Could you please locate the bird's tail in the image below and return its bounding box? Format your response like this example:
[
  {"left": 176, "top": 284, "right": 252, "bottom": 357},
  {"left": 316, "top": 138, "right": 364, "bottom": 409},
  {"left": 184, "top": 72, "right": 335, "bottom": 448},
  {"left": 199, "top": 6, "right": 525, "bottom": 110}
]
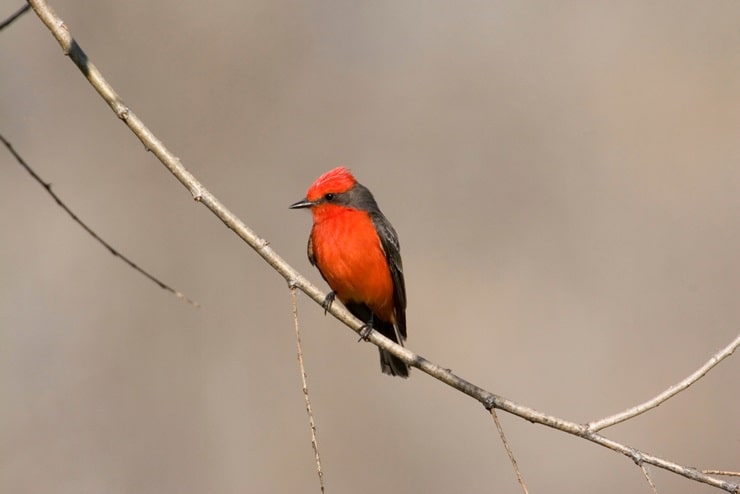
[
  {"left": 377, "top": 320, "right": 410, "bottom": 378},
  {"left": 379, "top": 348, "right": 410, "bottom": 378}
]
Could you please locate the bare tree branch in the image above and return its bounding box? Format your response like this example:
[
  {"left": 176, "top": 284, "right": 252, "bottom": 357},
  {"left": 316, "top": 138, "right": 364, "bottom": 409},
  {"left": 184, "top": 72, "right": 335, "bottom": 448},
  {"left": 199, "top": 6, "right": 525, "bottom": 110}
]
[
  {"left": 25, "top": 1, "right": 740, "bottom": 492},
  {"left": 640, "top": 464, "right": 659, "bottom": 494},
  {"left": 291, "top": 287, "right": 326, "bottom": 493},
  {"left": 0, "top": 132, "right": 200, "bottom": 307},
  {"left": 490, "top": 409, "right": 529, "bottom": 494},
  {"left": 0, "top": 4, "right": 30, "bottom": 31},
  {"left": 587, "top": 334, "right": 740, "bottom": 432},
  {"left": 705, "top": 471, "right": 740, "bottom": 478}
]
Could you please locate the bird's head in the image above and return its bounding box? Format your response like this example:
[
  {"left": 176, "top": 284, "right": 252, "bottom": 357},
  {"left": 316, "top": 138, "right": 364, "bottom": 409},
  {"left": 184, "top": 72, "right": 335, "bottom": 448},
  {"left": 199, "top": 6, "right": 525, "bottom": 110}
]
[{"left": 289, "top": 167, "right": 358, "bottom": 215}]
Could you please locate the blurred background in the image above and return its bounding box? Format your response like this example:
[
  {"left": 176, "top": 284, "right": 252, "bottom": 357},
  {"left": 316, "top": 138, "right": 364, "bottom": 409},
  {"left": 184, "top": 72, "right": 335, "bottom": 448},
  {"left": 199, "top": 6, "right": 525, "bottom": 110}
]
[{"left": 1, "top": 1, "right": 739, "bottom": 492}]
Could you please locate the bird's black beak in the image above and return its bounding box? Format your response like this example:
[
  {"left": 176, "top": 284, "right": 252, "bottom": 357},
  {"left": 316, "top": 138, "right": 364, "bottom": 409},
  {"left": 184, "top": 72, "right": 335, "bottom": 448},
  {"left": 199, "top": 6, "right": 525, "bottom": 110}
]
[{"left": 289, "top": 198, "right": 314, "bottom": 209}]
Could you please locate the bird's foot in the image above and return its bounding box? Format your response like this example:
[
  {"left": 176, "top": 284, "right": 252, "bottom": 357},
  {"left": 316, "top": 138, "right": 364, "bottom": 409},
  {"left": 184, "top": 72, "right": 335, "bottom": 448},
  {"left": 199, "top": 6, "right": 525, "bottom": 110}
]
[
  {"left": 321, "top": 292, "right": 336, "bottom": 315},
  {"left": 357, "top": 323, "right": 373, "bottom": 342}
]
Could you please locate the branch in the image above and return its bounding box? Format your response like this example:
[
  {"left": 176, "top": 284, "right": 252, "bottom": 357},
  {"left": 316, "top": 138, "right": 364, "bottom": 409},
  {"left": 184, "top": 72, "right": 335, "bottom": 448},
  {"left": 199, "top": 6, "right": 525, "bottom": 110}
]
[
  {"left": 640, "top": 464, "right": 659, "bottom": 494},
  {"left": 490, "top": 409, "right": 529, "bottom": 494},
  {"left": 706, "top": 471, "right": 740, "bottom": 478},
  {"left": 0, "top": 4, "right": 30, "bottom": 31},
  {"left": 290, "top": 287, "right": 326, "bottom": 493},
  {"left": 26, "top": 1, "right": 740, "bottom": 492},
  {"left": 587, "top": 334, "right": 740, "bottom": 432},
  {"left": 1, "top": 133, "right": 200, "bottom": 307}
]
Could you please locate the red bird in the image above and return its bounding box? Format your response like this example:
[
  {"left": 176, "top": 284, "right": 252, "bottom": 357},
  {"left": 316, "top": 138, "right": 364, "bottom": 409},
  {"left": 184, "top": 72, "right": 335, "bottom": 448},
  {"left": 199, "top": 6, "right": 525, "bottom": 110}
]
[{"left": 290, "top": 167, "right": 409, "bottom": 377}]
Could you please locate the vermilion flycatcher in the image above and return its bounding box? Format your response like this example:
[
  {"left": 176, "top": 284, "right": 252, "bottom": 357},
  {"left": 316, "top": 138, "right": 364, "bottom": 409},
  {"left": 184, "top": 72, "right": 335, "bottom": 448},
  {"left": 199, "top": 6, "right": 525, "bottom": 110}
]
[{"left": 290, "top": 167, "right": 409, "bottom": 377}]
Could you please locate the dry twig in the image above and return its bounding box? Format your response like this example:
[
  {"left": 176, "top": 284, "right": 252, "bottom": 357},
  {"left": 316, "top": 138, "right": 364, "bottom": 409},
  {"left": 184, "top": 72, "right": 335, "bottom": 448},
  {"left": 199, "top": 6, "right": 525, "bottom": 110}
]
[
  {"left": 0, "top": 133, "right": 199, "bottom": 307},
  {"left": 640, "top": 464, "right": 659, "bottom": 494},
  {"left": 587, "top": 336, "right": 740, "bottom": 432},
  {"left": 290, "top": 287, "right": 326, "bottom": 493},
  {"left": 490, "top": 409, "right": 528, "bottom": 494},
  {"left": 0, "top": 3, "right": 30, "bottom": 31}
]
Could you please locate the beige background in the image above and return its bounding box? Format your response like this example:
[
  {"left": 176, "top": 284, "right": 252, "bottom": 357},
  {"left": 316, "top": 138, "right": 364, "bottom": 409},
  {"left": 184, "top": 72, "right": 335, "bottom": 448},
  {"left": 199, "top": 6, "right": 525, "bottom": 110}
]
[{"left": 2, "top": 1, "right": 739, "bottom": 493}]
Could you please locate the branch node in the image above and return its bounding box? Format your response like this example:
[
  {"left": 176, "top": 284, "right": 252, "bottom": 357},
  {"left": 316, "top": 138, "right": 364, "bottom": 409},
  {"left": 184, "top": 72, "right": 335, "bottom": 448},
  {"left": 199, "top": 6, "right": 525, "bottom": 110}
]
[
  {"left": 483, "top": 395, "right": 497, "bottom": 411},
  {"left": 631, "top": 450, "right": 645, "bottom": 466},
  {"left": 116, "top": 106, "right": 130, "bottom": 121},
  {"left": 577, "top": 424, "right": 592, "bottom": 437},
  {"left": 190, "top": 185, "right": 203, "bottom": 201}
]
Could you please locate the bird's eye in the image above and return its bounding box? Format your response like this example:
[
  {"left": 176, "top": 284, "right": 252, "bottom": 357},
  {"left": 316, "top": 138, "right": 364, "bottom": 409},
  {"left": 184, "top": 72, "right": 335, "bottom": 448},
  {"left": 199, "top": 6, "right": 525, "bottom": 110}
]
[{"left": 325, "top": 193, "right": 335, "bottom": 201}]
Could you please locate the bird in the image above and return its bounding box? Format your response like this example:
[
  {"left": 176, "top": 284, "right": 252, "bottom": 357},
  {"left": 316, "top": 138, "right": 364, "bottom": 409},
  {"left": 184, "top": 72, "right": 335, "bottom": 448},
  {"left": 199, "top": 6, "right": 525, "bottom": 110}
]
[{"left": 290, "top": 167, "right": 409, "bottom": 377}]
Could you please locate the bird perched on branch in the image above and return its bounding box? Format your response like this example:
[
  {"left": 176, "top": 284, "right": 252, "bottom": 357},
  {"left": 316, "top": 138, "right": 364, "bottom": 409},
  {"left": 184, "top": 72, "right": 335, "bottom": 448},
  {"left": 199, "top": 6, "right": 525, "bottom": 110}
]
[{"left": 290, "top": 167, "right": 409, "bottom": 377}]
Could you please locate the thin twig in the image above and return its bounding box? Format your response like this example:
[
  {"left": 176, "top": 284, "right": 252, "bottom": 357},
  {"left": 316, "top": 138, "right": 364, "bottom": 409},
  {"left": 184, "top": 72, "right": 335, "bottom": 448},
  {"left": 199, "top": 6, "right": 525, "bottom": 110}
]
[
  {"left": 640, "top": 464, "right": 660, "bottom": 494},
  {"left": 587, "top": 335, "right": 740, "bottom": 432},
  {"left": 290, "top": 286, "right": 326, "bottom": 493},
  {"left": 0, "top": 3, "right": 30, "bottom": 31},
  {"left": 705, "top": 471, "right": 740, "bottom": 478},
  {"left": 0, "top": 133, "right": 200, "bottom": 307},
  {"left": 26, "top": 2, "right": 740, "bottom": 492},
  {"left": 490, "top": 409, "right": 528, "bottom": 494}
]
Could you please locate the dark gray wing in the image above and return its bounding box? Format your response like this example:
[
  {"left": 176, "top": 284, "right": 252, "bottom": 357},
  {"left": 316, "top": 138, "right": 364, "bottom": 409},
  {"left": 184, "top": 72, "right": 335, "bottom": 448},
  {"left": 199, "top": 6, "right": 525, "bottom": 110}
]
[{"left": 370, "top": 211, "right": 407, "bottom": 340}]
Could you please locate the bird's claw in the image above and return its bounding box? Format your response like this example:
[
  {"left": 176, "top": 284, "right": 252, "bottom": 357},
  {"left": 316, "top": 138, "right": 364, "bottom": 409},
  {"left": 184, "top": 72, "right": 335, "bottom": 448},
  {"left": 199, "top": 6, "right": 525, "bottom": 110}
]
[
  {"left": 321, "top": 292, "right": 336, "bottom": 315},
  {"left": 357, "top": 324, "right": 373, "bottom": 342}
]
